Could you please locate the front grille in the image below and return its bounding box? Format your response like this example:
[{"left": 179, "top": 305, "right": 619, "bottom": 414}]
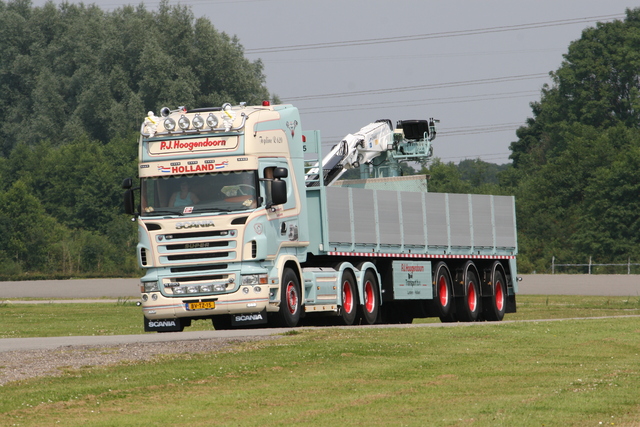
[
  {"left": 165, "top": 230, "right": 230, "bottom": 239},
  {"left": 171, "top": 264, "right": 228, "bottom": 273},
  {"left": 172, "top": 274, "right": 225, "bottom": 283},
  {"left": 167, "top": 252, "right": 231, "bottom": 261},
  {"left": 156, "top": 226, "right": 237, "bottom": 266},
  {"left": 165, "top": 241, "right": 228, "bottom": 251}
]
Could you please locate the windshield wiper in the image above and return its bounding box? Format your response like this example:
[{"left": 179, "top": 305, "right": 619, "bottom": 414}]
[
  {"left": 193, "top": 207, "right": 234, "bottom": 213},
  {"left": 142, "top": 209, "right": 183, "bottom": 216}
]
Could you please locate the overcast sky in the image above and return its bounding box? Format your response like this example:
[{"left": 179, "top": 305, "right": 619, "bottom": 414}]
[{"left": 32, "top": 0, "right": 638, "bottom": 164}]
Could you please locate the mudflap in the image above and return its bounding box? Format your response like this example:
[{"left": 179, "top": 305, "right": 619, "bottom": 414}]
[
  {"left": 231, "top": 309, "right": 268, "bottom": 327},
  {"left": 144, "top": 317, "right": 187, "bottom": 332},
  {"left": 506, "top": 293, "right": 517, "bottom": 314}
]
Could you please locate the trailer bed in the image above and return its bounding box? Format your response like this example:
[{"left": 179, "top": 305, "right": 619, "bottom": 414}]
[{"left": 321, "top": 186, "right": 517, "bottom": 258}]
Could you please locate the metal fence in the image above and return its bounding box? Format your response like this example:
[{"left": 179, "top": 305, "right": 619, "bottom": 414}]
[{"left": 551, "top": 256, "right": 640, "bottom": 274}]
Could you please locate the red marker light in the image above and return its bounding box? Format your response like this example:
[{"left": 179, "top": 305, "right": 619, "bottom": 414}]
[
  {"left": 262, "top": 101, "right": 270, "bottom": 106},
  {"left": 302, "top": 135, "right": 306, "bottom": 142}
]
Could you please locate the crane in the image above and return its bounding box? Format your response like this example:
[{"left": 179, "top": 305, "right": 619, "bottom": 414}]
[{"left": 306, "top": 118, "right": 438, "bottom": 187}]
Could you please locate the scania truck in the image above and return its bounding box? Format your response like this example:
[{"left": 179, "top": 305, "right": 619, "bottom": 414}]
[{"left": 123, "top": 102, "right": 518, "bottom": 331}]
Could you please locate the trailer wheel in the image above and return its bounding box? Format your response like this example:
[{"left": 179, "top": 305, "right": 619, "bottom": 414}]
[
  {"left": 275, "top": 268, "right": 301, "bottom": 327},
  {"left": 338, "top": 271, "right": 358, "bottom": 325},
  {"left": 359, "top": 270, "right": 380, "bottom": 325},
  {"left": 456, "top": 269, "right": 480, "bottom": 322},
  {"left": 431, "top": 262, "right": 453, "bottom": 320},
  {"left": 483, "top": 270, "right": 506, "bottom": 321}
]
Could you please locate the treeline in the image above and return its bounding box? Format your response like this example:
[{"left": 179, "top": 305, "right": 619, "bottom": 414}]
[
  {"left": 425, "top": 8, "right": 640, "bottom": 273},
  {"left": 0, "top": 0, "right": 272, "bottom": 278},
  {"left": 0, "top": 137, "right": 138, "bottom": 277},
  {"left": 1, "top": 0, "right": 639, "bottom": 277},
  {"left": 506, "top": 8, "right": 640, "bottom": 273},
  {"left": 422, "top": 158, "right": 509, "bottom": 195}
]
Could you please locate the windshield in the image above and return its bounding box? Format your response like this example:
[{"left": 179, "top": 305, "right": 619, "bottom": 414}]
[{"left": 141, "top": 170, "right": 258, "bottom": 216}]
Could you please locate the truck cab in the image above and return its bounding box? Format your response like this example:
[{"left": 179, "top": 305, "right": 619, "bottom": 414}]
[{"left": 124, "top": 103, "right": 310, "bottom": 331}]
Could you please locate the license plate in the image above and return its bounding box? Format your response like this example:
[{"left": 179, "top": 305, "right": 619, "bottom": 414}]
[{"left": 186, "top": 301, "right": 215, "bottom": 310}]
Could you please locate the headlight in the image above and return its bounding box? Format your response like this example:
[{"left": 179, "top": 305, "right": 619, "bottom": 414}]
[
  {"left": 164, "top": 118, "right": 176, "bottom": 131},
  {"left": 206, "top": 113, "right": 218, "bottom": 128},
  {"left": 178, "top": 115, "right": 190, "bottom": 130},
  {"left": 192, "top": 114, "right": 204, "bottom": 129},
  {"left": 142, "top": 281, "right": 159, "bottom": 292},
  {"left": 242, "top": 274, "right": 267, "bottom": 286}
]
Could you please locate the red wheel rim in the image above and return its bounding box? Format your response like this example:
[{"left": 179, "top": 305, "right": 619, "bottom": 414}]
[
  {"left": 467, "top": 281, "right": 477, "bottom": 312},
  {"left": 364, "top": 280, "right": 375, "bottom": 313},
  {"left": 495, "top": 280, "right": 504, "bottom": 311},
  {"left": 342, "top": 280, "right": 354, "bottom": 313},
  {"left": 438, "top": 276, "right": 449, "bottom": 307},
  {"left": 286, "top": 281, "right": 298, "bottom": 315}
]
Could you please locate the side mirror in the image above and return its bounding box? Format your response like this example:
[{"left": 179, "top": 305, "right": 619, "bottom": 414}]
[
  {"left": 123, "top": 189, "right": 136, "bottom": 215},
  {"left": 271, "top": 180, "right": 287, "bottom": 206},
  {"left": 273, "top": 167, "right": 288, "bottom": 179},
  {"left": 122, "top": 177, "right": 138, "bottom": 215}
]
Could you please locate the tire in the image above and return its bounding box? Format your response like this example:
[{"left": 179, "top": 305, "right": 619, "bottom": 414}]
[
  {"left": 432, "top": 262, "right": 453, "bottom": 320},
  {"left": 439, "top": 312, "right": 457, "bottom": 323},
  {"left": 358, "top": 270, "right": 380, "bottom": 325},
  {"left": 338, "top": 271, "right": 358, "bottom": 325},
  {"left": 275, "top": 268, "right": 301, "bottom": 327},
  {"left": 483, "top": 270, "right": 507, "bottom": 321},
  {"left": 456, "top": 269, "right": 481, "bottom": 322}
]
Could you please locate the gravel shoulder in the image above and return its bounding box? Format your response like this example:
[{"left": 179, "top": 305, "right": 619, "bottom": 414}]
[{"left": 0, "top": 336, "right": 276, "bottom": 386}]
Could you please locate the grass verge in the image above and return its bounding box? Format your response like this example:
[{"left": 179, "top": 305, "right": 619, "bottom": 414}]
[
  {"left": 1, "top": 317, "right": 639, "bottom": 426},
  {"left": 1, "top": 295, "right": 639, "bottom": 338}
]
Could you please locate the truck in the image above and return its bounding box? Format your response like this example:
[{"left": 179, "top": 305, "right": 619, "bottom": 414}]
[{"left": 123, "top": 102, "right": 518, "bottom": 332}]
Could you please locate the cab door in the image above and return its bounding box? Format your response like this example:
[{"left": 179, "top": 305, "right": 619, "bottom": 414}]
[{"left": 260, "top": 161, "right": 299, "bottom": 258}]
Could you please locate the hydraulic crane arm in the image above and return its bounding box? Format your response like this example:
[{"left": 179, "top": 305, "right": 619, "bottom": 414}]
[
  {"left": 305, "top": 118, "right": 438, "bottom": 187},
  {"left": 306, "top": 120, "right": 393, "bottom": 186}
]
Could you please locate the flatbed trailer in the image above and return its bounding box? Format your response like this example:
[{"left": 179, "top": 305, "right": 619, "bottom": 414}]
[{"left": 123, "top": 103, "right": 517, "bottom": 331}]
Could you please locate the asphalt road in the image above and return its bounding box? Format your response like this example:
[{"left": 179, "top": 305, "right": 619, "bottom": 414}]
[
  {"left": 0, "top": 317, "right": 594, "bottom": 353},
  {"left": 2, "top": 274, "right": 639, "bottom": 299},
  {"left": 0, "top": 278, "right": 140, "bottom": 299},
  {"left": 0, "top": 328, "right": 287, "bottom": 352},
  {"left": 518, "top": 274, "right": 640, "bottom": 296}
]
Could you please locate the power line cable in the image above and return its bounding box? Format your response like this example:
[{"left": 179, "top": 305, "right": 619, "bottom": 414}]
[
  {"left": 437, "top": 152, "right": 512, "bottom": 163},
  {"left": 441, "top": 127, "right": 519, "bottom": 137},
  {"left": 246, "top": 14, "right": 625, "bottom": 54},
  {"left": 284, "top": 73, "right": 549, "bottom": 102},
  {"left": 264, "top": 48, "right": 564, "bottom": 64},
  {"left": 300, "top": 91, "right": 540, "bottom": 115}
]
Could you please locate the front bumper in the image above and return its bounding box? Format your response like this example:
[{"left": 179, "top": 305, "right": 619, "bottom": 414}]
[{"left": 141, "top": 285, "right": 272, "bottom": 320}]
